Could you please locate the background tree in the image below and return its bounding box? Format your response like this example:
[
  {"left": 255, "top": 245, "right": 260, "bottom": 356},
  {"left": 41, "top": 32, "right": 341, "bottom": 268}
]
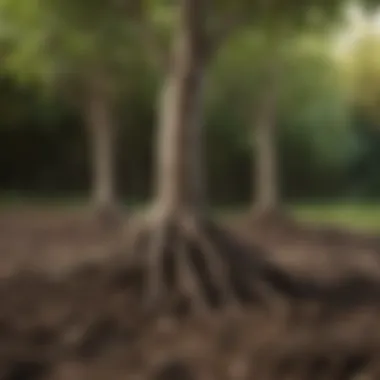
[
  {"left": 248, "top": 16, "right": 348, "bottom": 221},
  {"left": 207, "top": 31, "right": 354, "bottom": 205},
  {"left": 0, "top": 0, "right": 141, "bottom": 222},
  {"left": 224, "top": 0, "right": 379, "bottom": 221}
]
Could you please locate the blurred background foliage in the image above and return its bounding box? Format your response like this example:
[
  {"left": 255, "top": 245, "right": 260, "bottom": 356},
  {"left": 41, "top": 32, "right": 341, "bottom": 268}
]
[{"left": 0, "top": 1, "right": 379, "bottom": 207}]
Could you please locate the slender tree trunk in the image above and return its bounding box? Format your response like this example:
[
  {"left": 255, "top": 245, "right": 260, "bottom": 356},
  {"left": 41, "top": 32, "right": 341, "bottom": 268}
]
[
  {"left": 85, "top": 75, "right": 117, "bottom": 219},
  {"left": 152, "top": 0, "right": 206, "bottom": 218},
  {"left": 253, "top": 60, "right": 280, "bottom": 218},
  {"left": 130, "top": 0, "right": 266, "bottom": 311}
]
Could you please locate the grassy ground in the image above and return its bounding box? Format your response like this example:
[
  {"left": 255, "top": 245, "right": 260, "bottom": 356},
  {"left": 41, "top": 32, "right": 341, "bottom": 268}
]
[
  {"left": 291, "top": 202, "right": 380, "bottom": 232},
  {"left": 216, "top": 201, "right": 380, "bottom": 233}
]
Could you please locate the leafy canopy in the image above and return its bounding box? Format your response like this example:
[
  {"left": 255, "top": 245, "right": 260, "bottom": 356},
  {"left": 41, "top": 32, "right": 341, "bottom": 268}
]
[{"left": 0, "top": 0, "right": 141, "bottom": 92}]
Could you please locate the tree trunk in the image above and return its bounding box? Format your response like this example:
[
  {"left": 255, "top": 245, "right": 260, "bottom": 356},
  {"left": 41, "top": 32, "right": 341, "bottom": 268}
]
[
  {"left": 152, "top": 0, "right": 206, "bottom": 217},
  {"left": 128, "top": 0, "right": 269, "bottom": 312},
  {"left": 253, "top": 61, "right": 280, "bottom": 218},
  {"left": 85, "top": 75, "right": 117, "bottom": 219}
]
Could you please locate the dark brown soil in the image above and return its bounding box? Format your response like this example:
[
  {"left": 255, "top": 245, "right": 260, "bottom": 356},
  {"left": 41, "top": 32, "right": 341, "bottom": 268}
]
[{"left": 1, "top": 208, "right": 380, "bottom": 379}]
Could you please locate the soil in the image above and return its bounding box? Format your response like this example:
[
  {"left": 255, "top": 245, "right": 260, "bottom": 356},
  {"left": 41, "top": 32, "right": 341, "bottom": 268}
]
[{"left": 1, "top": 207, "right": 380, "bottom": 379}]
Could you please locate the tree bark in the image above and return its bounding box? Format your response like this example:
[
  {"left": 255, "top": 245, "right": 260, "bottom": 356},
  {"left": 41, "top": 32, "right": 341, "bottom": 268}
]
[
  {"left": 253, "top": 60, "right": 280, "bottom": 217},
  {"left": 85, "top": 75, "right": 117, "bottom": 218},
  {"left": 128, "top": 0, "right": 270, "bottom": 312},
  {"left": 152, "top": 0, "right": 207, "bottom": 217}
]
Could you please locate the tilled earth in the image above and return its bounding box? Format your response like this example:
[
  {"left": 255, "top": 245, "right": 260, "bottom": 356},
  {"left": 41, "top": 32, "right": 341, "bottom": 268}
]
[{"left": 1, "top": 209, "right": 380, "bottom": 379}]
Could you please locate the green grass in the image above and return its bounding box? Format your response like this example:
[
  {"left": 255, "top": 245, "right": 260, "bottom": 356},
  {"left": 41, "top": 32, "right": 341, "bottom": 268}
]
[
  {"left": 215, "top": 201, "right": 380, "bottom": 232},
  {"left": 290, "top": 202, "right": 380, "bottom": 232}
]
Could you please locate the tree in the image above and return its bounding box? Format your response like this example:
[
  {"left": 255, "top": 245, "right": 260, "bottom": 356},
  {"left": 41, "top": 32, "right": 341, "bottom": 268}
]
[
  {"left": 82, "top": 69, "right": 118, "bottom": 221},
  {"left": 128, "top": 0, "right": 264, "bottom": 313},
  {"left": 211, "top": 30, "right": 285, "bottom": 218},
  {"left": 0, "top": 0, "right": 140, "bottom": 222},
  {"left": 127, "top": 0, "right": 377, "bottom": 313},
  {"left": 249, "top": 31, "right": 342, "bottom": 221},
  {"left": 207, "top": 30, "right": 355, "bottom": 202},
  {"left": 242, "top": 1, "right": 378, "bottom": 221},
  {"left": 251, "top": 31, "right": 350, "bottom": 220},
  {"left": 251, "top": 36, "right": 283, "bottom": 220}
]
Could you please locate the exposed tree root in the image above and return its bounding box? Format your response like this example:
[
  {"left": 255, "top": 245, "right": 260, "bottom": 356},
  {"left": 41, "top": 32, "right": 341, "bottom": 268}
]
[{"left": 126, "top": 212, "right": 276, "bottom": 314}]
